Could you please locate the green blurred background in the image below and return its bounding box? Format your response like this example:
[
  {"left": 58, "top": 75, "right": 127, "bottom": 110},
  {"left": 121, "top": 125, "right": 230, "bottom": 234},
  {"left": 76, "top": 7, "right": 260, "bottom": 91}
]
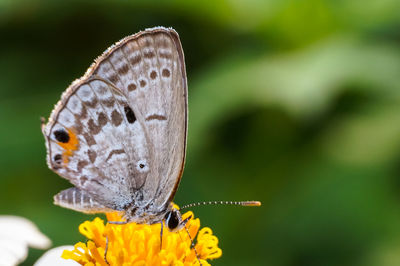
[{"left": 1, "top": 0, "right": 400, "bottom": 265}]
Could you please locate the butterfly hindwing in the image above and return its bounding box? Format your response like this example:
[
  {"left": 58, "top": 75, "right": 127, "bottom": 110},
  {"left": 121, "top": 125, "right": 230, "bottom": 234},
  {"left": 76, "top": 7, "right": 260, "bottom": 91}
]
[
  {"left": 54, "top": 187, "right": 114, "bottom": 214},
  {"left": 43, "top": 78, "right": 150, "bottom": 211}
]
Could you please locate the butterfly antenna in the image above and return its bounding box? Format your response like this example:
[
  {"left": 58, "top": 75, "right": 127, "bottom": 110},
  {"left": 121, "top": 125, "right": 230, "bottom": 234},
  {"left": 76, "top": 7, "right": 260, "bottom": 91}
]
[
  {"left": 180, "top": 200, "right": 261, "bottom": 210},
  {"left": 40, "top": 117, "right": 46, "bottom": 131}
]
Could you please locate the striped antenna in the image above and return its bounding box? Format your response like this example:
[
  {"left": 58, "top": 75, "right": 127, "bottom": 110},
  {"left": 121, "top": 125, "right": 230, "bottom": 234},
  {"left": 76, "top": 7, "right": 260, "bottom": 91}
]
[{"left": 180, "top": 200, "right": 261, "bottom": 210}]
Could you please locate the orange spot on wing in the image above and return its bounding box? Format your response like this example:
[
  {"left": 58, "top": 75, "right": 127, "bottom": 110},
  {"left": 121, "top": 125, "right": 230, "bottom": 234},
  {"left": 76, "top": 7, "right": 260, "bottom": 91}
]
[{"left": 57, "top": 128, "right": 79, "bottom": 164}]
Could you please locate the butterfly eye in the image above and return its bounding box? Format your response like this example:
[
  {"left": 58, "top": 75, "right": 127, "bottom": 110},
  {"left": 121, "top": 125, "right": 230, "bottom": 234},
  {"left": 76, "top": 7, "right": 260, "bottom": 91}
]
[{"left": 165, "top": 210, "right": 179, "bottom": 230}]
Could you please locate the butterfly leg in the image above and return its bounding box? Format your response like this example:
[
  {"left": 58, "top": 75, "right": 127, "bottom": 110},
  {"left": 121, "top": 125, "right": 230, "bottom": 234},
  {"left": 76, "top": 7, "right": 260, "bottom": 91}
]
[
  {"left": 103, "top": 220, "right": 128, "bottom": 265},
  {"left": 104, "top": 235, "right": 110, "bottom": 265},
  {"left": 182, "top": 216, "right": 202, "bottom": 266},
  {"left": 108, "top": 221, "right": 129, "bottom": 225},
  {"left": 160, "top": 221, "right": 164, "bottom": 251}
]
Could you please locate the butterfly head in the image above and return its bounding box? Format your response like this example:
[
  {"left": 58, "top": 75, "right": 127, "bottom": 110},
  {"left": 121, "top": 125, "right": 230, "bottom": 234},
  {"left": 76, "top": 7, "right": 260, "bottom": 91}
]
[{"left": 164, "top": 205, "right": 191, "bottom": 232}]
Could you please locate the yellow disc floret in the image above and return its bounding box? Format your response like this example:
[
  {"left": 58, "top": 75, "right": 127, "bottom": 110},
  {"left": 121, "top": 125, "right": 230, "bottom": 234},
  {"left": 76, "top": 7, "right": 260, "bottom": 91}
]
[{"left": 62, "top": 209, "right": 222, "bottom": 265}]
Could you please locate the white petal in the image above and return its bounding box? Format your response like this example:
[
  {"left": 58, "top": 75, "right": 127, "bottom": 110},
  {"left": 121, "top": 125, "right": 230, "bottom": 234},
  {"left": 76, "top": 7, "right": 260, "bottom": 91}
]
[
  {"left": 0, "top": 216, "right": 51, "bottom": 249},
  {"left": 34, "top": 246, "right": 79, "bottom": 266},
  {"left": 0, "top": 249, "right": 20, "bottom": 266},
  {"left": 0, "top": 238, "right": 28, "bottom": 266}
]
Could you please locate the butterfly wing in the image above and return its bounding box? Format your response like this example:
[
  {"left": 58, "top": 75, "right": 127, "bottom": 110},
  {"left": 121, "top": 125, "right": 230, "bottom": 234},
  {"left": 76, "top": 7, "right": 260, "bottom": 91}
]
[
  {"left": 42, "top": 27, "right": 187, "bottom": 213},
  {"left": 93, "top": 28, "right": 188, "bottom": 210}
]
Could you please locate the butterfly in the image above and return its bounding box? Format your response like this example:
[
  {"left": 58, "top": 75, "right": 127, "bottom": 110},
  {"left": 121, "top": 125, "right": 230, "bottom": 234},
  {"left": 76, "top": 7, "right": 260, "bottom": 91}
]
[
  {"left": 42, "top": 27, "right": 260, "bottom": 238},
  {"left": 42, "top": 27, "right": 190, "bottom": 231}
]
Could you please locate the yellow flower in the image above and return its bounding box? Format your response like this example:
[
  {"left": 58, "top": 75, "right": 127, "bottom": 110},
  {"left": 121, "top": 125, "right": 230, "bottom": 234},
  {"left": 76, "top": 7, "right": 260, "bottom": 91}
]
[{"left": 61, "top": 207, "right": 222, "bottom": 265}]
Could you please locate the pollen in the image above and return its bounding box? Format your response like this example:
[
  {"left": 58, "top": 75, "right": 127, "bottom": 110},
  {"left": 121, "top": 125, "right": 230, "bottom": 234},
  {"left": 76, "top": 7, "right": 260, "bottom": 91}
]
[{"left": 61, "top": 208, "right": 222, "bottom": 265}]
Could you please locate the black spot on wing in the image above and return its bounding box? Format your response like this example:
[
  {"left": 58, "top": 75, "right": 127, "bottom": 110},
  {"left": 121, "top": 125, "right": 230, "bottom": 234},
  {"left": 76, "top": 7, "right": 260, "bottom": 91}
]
[
  {"left": 54, "top": 154, "right": 62, "bottom": 163},
  {"left": 124, "top": 106, "right": 136, "bottom": 123},
  {"left": 54, "top": 129, "right": 69, "bottom": 143}
]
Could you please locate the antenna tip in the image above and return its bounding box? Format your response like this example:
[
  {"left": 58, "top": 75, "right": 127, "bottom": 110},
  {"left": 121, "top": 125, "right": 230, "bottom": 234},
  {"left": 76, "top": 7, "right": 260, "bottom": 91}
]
[{"left": 243, "top": 201, "right": 261, "bottom": 207}]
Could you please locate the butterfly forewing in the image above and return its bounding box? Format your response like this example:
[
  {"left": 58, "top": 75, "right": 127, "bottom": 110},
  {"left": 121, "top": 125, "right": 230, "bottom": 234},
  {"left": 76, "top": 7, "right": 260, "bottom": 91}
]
[{"left": 43, "top": 27, "right": 187, "bottom": 217}]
